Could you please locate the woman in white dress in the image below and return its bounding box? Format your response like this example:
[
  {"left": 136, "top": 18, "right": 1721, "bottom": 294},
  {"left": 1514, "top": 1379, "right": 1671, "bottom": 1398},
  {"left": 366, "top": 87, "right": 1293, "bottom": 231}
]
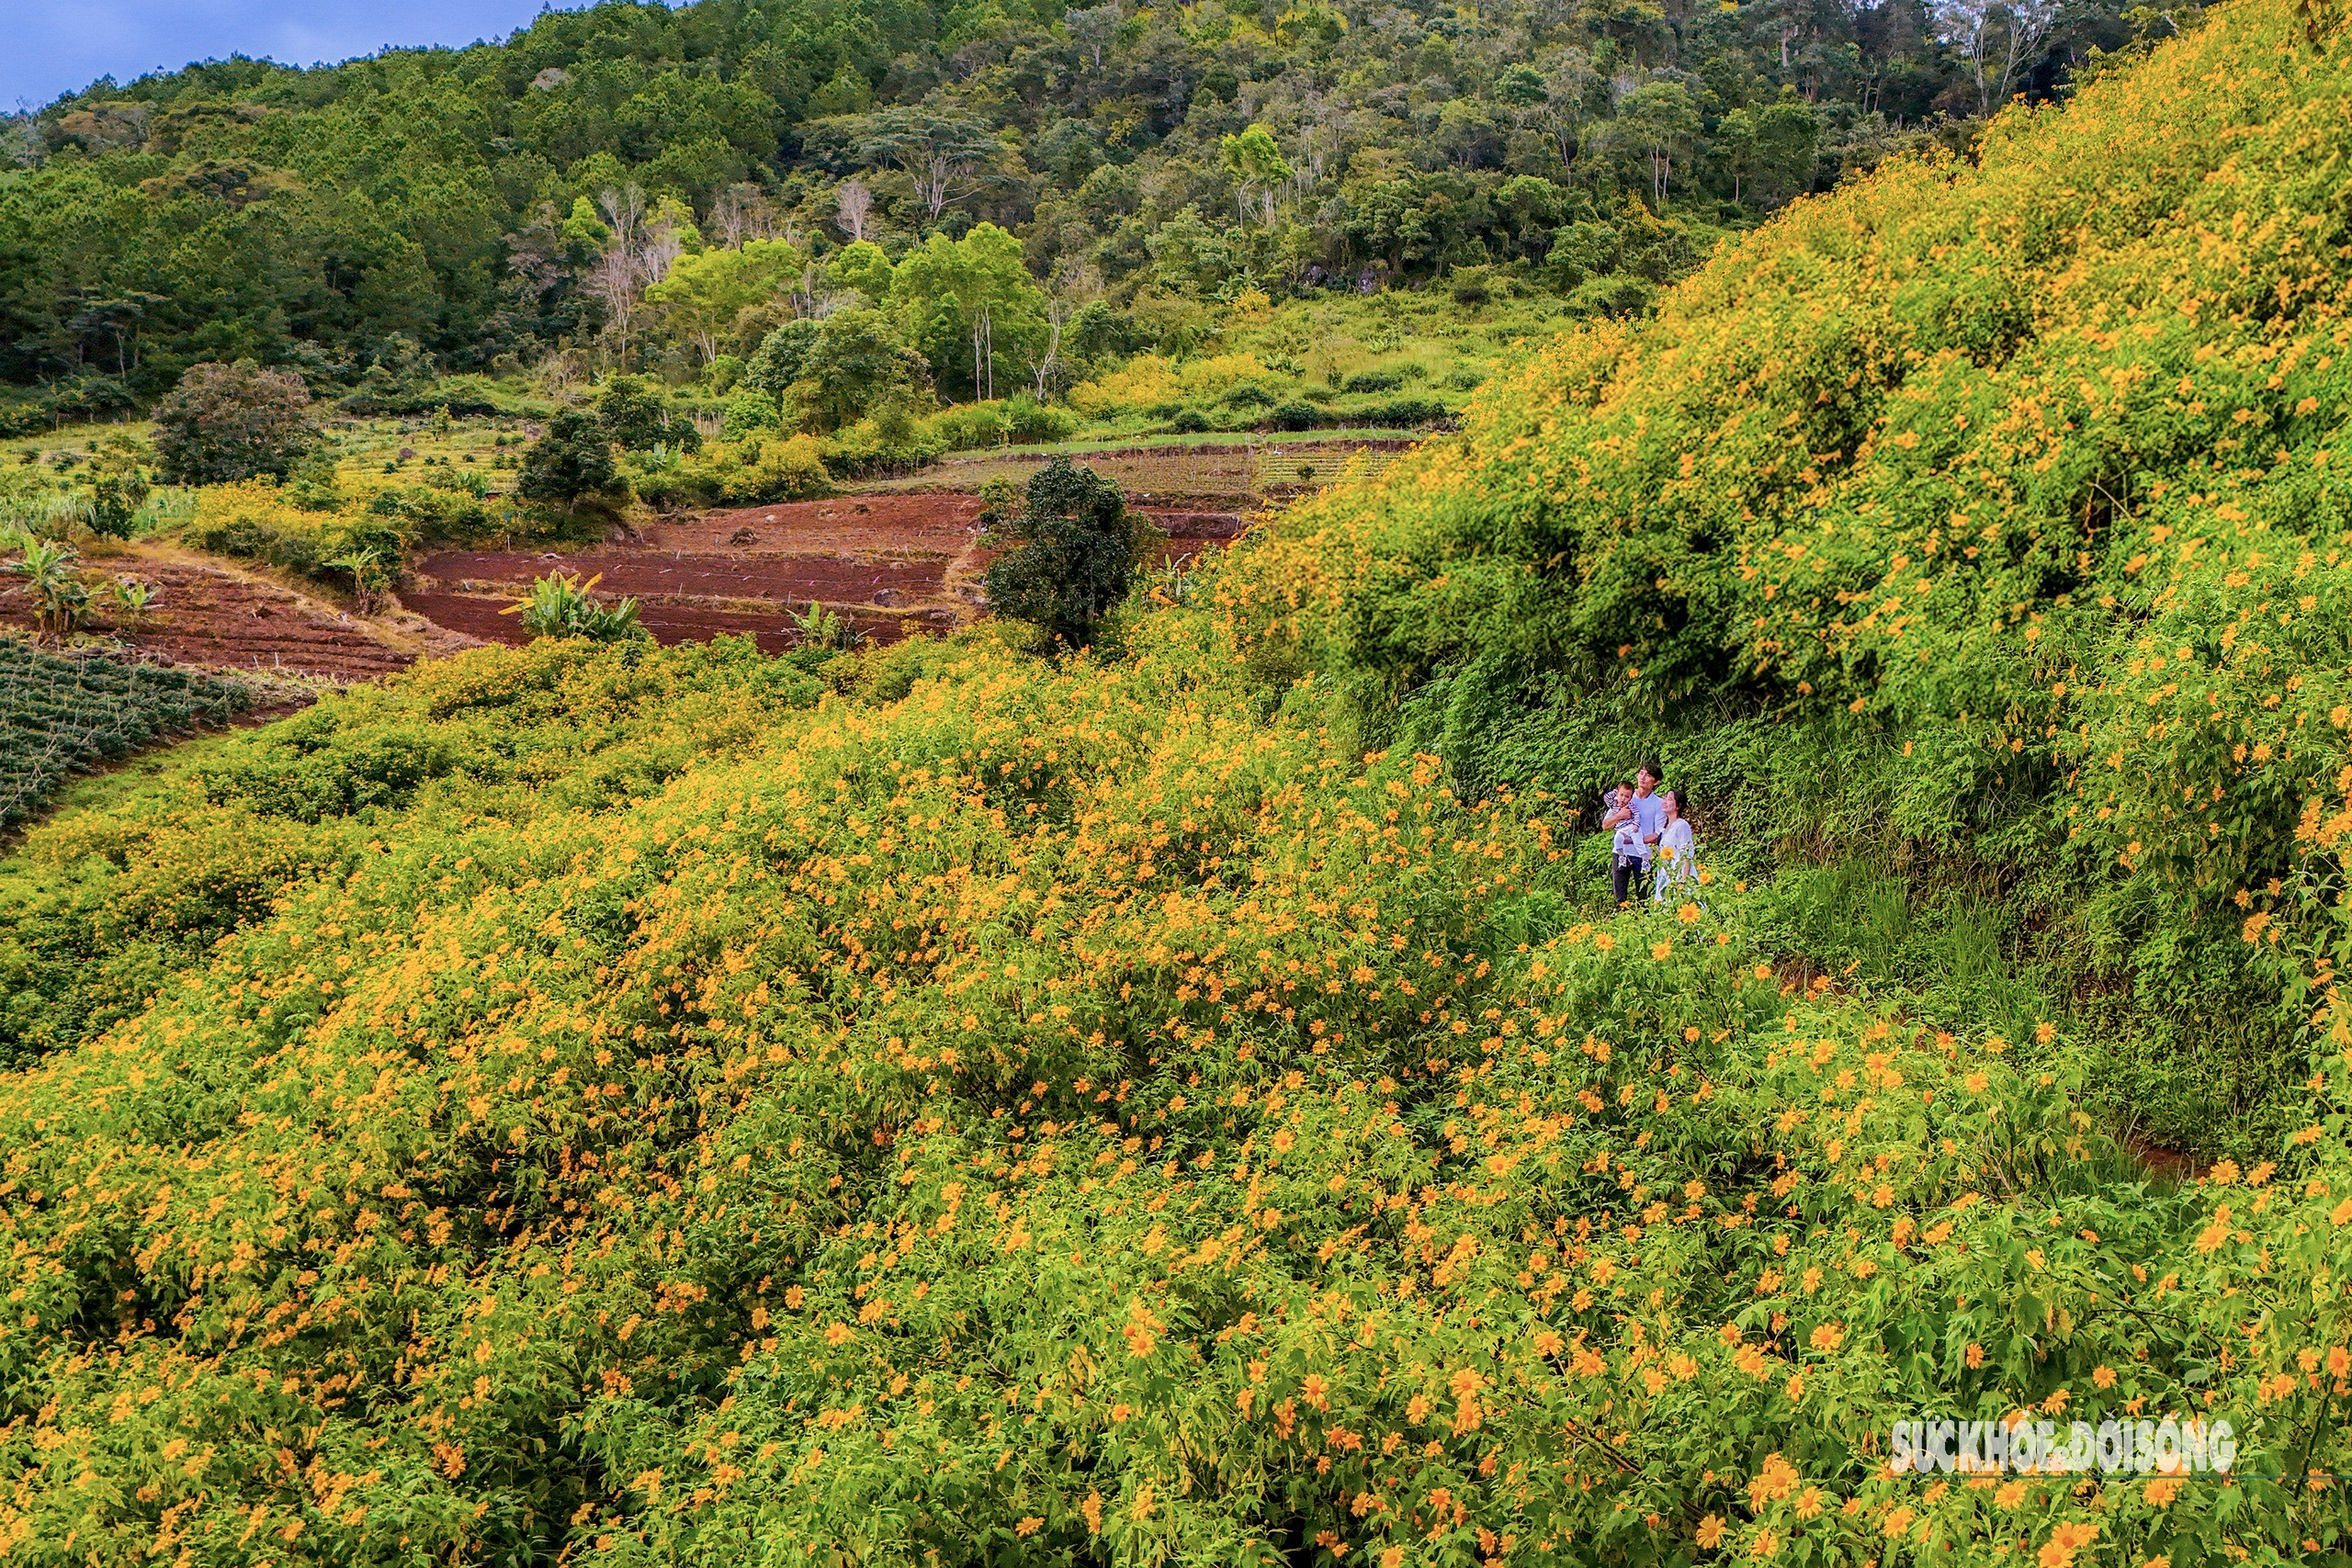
[{"left": 1651, "top": 788, "right": 1696, "bottom": 905}]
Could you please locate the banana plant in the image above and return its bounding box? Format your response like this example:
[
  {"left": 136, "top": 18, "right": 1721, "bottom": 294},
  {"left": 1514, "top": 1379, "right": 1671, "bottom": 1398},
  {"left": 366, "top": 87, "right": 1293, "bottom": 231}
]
[
  {"left": 324, "top": 547, "right": 394, "bottom": 614},
  {"left": 6, "top": 538, "right": 91, "bottom": 640},
  {"left": 786, "top": 599, "right": 865, "bottom": 651},
  {"left": 503, "top": 572, "right": 647, "bottom": 642}
]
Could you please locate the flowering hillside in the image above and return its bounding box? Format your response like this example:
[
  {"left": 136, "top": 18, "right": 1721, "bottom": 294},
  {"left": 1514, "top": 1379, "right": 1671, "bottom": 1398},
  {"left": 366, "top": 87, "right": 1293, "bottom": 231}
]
[
  {"left": 1233, "top": 0, "right": 2352, "bottom": 1157},
  {"left": 8, "top": 4, "right": 2352, "bottom": 1565}
]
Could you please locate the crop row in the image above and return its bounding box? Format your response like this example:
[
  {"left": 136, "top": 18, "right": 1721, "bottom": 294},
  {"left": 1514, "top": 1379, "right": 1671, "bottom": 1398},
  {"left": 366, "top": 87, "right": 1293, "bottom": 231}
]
[{"left": 0, "top": 637, "right": 254, "bottom": 825}]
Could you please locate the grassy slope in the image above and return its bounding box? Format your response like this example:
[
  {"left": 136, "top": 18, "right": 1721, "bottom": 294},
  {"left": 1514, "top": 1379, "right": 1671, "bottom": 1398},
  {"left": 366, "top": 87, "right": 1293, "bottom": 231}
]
[
  {"left": 5, "top": 7, "right": 2352, "bottom": 1567},
  {"left": 1233, "top": 0, "right": 2352, "bottom": 1158}
]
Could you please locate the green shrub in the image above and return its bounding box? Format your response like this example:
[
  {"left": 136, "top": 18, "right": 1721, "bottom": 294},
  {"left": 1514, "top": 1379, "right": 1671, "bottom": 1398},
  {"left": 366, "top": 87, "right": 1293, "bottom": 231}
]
[
  {"left": 517, "top": 412, "right": 620, "bottom": 506},
  {"left": 1564, "top": 272, "right": 1656, "bottom": 318},
  {"left": 1001, "top": 394, "right": 1076, "bottom": 443},
  {"left": 928, "top": 401, "right": 1012, "bottom": 451},
  {"left": 1219, "top": 381, "right": 1276, "bottom": 409},
  {"left": 1362, "top": 395, "right": 1450, "bottom": 426},
  {"left": 720, "top": 388, "right": 784, "bottom": 440},
  {"left": 981, "top": 457, "right": 1154, "bottom": 649},
  {"left": 639, "top": 434, "right": 832, "bottom": 509},
  {"left": 818, "top": 409, "right": 946, "bottom": 479}
]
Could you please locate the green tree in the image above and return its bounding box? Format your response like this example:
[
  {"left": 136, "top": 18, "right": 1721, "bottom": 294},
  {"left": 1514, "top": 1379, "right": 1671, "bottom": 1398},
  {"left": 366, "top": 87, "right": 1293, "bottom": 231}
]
[
  {"left": 982, "top": 457, "right": 1153, "bottom": 649},
  {"left": 1219, "top": 125, "right": 1295, "bottom": 225},
  {"left": 891, "top": 224, "right": 1046, "bottom": 402},
  {"left": 788, "top": 310, "right": 931, "bottom": 433},
  {"left": 1715, "top": 108, "right": 1761, "bottom": 203},
  {"left": 641, "top": 238, "right": 804, "bottom": 364},
  {"left": 149, "top": 360, "right": 318, "bottom": 485},
  {"left": 1607, "top": 82, "right": 1703, "bottom": 208},
  {"left": 825, "top": 240, "right": 897, "bottom": 306},
  {"left": 743, "top": 319, "right": 823, "bottom": 400},
  {"left": 1752, "top": 92, "right": 1822, "bottom": 206},
  {"left": 806, "top": 107, "right": 1001, "bottom": 220},
  {"left": 596, "top": 374, "right": 701, "bottom": 453},
  {"left": 516, "top": 412, "right": 620, "bottom": 505}
]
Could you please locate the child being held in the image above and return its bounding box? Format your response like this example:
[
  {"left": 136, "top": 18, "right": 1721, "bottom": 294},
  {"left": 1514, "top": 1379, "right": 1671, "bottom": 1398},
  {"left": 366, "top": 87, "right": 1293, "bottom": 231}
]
[{"left": 1601, "top": 781, "right": 1645, "bottom": 906}]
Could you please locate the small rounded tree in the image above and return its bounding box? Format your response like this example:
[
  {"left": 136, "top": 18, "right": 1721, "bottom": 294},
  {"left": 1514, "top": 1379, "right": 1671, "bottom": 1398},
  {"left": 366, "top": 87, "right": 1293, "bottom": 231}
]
[
  {"left": 516, "top": 412, "right": 620, "bottom": 507},
  {"left": 981, "top": 457, "right": 1155, "bottom": 650},
  {"left": 595, "top": 375, "right": 701, "bottom": 453},
  {"left": 85, "top": 465, "right": 150, "bottom": 541},
  {"left": 150, "top": 360, "right": 318, "bottom": 484}
]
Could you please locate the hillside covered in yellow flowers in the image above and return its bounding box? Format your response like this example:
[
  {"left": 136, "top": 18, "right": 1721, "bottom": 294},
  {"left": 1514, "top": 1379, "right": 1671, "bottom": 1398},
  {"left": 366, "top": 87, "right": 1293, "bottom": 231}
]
[{"left": 6, "top": 3, "right": 2352, "bottom": 1564}]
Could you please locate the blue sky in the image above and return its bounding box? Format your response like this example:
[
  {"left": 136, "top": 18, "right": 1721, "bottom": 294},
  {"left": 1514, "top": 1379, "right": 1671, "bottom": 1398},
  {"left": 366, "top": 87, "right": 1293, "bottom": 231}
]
[{"left": 7, "top": 0, "right": 580, "bottom": 110}]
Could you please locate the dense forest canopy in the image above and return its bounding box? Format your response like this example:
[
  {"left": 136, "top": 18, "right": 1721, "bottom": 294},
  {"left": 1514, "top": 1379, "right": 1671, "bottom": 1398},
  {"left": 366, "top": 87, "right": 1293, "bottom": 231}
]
[{"left": 0, "top": 0, "right": 2140, "bottom": 426}]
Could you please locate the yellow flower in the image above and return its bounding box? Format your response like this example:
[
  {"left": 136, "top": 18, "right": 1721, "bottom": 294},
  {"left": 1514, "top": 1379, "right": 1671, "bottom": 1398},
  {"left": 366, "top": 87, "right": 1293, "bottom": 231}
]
[
  {"left": 2038, "top": 1519, "right": 2098, "bottom": 1568},
  {"left": 1651, "top": 942, "right": 1673, "bottom": 961},
  {"left": 1808, "top": 1323, "right": 1844, "bottom": 1353},
  {"left": 1677, "top": 902, "right": 1702, "bottom": 924},
  {"left": 1696, "top": 1514, "right": 1728, "bottom": 1548}
]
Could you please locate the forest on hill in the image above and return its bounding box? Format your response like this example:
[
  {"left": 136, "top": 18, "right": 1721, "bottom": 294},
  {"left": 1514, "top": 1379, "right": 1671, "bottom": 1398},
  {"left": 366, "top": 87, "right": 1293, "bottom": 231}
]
[
  {"left": 0, "top": 0, "right": 2144, "bottom": 434},
  {"left": 3, "top": 1, "right": 2352, "bottom": 1564}
]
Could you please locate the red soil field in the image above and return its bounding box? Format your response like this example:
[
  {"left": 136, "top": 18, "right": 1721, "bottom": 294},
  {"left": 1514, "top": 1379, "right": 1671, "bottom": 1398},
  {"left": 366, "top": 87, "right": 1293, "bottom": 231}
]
[
  {"left": 0, "top": 554, "right": 475, "bottom": 681},
  {"left": 651, "top": 492, "right": 983, "bottom": 555},
  {"left": 406, "top": 493, "right": 995, "bottom": 655},
  {"left": 0, "top": 484, "right": 1261, "bottom": 691}
]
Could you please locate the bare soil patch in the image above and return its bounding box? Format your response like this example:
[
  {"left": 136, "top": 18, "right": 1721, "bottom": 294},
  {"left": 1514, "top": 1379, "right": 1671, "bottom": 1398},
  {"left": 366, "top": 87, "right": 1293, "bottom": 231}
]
[
  {"left": 395, "top": 457, "right": 1291, "bottom": 654},
  {"left": 0, "top": 551, "right": 476, "bottom": 682},
  {"left": 648, "top": 492, "right": 983, "bottom": 557}
]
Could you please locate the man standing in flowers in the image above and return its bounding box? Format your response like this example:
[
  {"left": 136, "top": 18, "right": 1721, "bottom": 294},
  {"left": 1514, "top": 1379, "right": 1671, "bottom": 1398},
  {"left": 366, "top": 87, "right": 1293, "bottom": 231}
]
[{"left": 1604, "top": 762, "right": 1668, "bottom": 906}]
